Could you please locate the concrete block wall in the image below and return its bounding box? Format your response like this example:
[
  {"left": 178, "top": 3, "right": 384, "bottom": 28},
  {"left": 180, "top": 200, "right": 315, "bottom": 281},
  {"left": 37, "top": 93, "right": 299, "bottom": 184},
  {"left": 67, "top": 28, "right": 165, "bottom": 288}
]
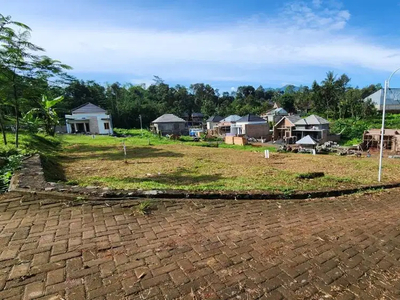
[{"left": 245, "top": 124, "right": 270, "bottom": 140}]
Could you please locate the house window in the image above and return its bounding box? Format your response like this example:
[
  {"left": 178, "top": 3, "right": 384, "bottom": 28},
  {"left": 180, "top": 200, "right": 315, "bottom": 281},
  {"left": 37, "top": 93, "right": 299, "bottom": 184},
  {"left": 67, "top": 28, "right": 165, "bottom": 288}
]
[{"left": 104, "top": 123, "right": 110, "bottom": 130}]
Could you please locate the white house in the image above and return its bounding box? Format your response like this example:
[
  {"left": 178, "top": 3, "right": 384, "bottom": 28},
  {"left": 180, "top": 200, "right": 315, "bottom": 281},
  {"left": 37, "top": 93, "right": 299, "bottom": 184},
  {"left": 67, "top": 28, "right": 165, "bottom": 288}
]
[
  {"left": 65, "top": 103, "right": 113, "bottom": 135},
  {"left": 206, "top": 115, "right": 224, "bottom": 130},
  {"left": 231, "top": 114, "right": 270, "bottom": 138}
]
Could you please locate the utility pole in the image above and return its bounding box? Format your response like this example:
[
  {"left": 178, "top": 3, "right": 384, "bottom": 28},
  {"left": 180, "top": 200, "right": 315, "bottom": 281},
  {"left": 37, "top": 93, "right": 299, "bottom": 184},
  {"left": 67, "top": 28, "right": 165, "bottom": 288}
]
[{"left": 378, "top": 67, "right": 400, "bottom": 182}]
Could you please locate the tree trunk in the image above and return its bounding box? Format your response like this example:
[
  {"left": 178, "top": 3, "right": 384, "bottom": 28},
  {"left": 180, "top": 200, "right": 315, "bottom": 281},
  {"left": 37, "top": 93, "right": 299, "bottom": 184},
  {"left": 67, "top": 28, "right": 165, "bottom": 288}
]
[
  {"left": 0, "top": 115, "right": 7, "bottom": 145},
  {"left": 15, "top": 103, "right": 19, "bottom": 148},
  {"left": 12, "top": 75, "right": 19, "bottom": 148}
]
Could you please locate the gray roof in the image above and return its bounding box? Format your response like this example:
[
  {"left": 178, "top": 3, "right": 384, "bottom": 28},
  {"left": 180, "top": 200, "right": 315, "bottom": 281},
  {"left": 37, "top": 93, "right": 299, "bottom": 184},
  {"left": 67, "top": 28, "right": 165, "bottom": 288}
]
[
  {"left": 296, "top": 135, "right": 318, "bottom": 145},
  {"left": 266, "top": 108, "right": 288, "bottom": 116},
  {"left": 295, "top": 115, "right": 329, "bottom": 126},
  {"left": 72, "top": 103, "right": 106, "bottom": 114},
  {"left": 207, "top": 115, "right": 224, "bottom": 122},
  {"left": 286, "top": 115, "right": 302, "bottom": 124},
  {"left": 236, "top": 114, "right": 266, "bottom": 123},
  {"left": 152, "top": 114, "right": 186, "bottom": 123},
  {"left": 220, "top": 115, "right": 241, "bottom": 123},
  {"left": 364, "top": 88, "right": 400, "bottom": 110}
]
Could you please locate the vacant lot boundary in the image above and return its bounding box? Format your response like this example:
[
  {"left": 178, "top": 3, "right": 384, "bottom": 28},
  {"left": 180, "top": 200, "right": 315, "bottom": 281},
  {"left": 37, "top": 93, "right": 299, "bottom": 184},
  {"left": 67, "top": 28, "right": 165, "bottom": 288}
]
[{"left": 8, "top": 154, "right": 400, "bottom": 201}]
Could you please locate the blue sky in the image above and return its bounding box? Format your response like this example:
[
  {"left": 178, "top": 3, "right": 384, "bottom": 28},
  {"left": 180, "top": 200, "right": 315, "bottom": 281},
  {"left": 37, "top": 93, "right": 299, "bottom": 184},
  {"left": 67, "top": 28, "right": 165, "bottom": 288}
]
[{"left": 3, "top": 0, "right": 400, "bottom": 91}]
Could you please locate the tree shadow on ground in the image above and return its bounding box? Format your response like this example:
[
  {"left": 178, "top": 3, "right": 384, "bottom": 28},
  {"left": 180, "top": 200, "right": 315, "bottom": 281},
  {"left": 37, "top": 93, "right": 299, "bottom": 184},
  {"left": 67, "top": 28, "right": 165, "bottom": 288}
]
[
  {"left": 42, "top": 156, "right": 67, "bottom": 182},
  {"left": 103, "top": 168, "right": 223, "bottom": 187},
  {"left": 63, "top": 146, "right": 184, "bottom": 161}
]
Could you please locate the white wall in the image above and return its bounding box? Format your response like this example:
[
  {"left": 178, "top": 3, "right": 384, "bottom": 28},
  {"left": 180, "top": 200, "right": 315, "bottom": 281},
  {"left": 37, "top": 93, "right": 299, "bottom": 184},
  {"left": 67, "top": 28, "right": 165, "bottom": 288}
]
[
  {"left": 207, "top": 121, "right": 219, "bottom": 130},
  {"left": 65, "top": 113, "right": 113, "bottom": 134}
]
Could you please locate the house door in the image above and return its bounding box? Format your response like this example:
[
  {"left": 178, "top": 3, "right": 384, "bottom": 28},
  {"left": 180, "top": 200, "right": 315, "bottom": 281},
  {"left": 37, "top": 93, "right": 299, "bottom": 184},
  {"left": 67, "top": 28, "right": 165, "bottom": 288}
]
[
  {"left": 85, "top": 123, "right": 90, "bottom": 132},
  {"left": 76, "top": 123, "right": 85, "bottom": 132}
]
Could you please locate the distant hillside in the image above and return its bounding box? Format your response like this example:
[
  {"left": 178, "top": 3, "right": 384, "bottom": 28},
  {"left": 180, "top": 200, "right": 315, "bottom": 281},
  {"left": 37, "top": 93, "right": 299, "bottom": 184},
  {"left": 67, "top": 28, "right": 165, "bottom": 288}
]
[{"left": 265, "top": 85, "right": 301, "bottom": 93}]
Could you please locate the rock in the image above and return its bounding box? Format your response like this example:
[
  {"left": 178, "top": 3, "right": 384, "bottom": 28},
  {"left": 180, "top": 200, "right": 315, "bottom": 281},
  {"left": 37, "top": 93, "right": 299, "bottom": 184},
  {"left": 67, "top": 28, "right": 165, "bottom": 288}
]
[
  {"left": 144, "top": 190, "right": 158, "bottom": 195},
  {"left": 45, "top": 187, "right": 55, "bottom": 191},
  {"left": 86, "top": 185, "right": 99, "bottom": 189},
  {"left": 48, "top": 182, "right": 57, "bottom": 186},
  {"left": 102, "top": 187, "right": 110, "bottom": 191}
]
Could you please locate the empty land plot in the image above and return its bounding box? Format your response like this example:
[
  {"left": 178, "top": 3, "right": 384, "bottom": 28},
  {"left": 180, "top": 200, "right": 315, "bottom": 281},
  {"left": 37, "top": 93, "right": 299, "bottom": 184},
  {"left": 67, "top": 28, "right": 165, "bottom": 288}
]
[{"left": 57, "top": 135, "right": 400, "bottom": 192}]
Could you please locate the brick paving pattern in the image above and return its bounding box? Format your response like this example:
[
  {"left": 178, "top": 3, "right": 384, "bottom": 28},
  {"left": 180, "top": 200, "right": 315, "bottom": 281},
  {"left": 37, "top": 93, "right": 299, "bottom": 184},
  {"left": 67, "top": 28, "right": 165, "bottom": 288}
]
[{"left": 0, "top": 191, "right": 400, "bottom": 299}]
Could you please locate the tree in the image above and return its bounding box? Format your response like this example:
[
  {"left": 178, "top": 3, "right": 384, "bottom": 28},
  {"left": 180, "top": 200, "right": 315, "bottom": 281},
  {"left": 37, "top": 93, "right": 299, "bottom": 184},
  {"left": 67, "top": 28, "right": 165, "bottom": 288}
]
[
  {"left": 25, "top": 95, "right": 64, "bottom": 136},
  {"left": 0, "top": 15, "right": 38, "bottom": 147},
  {"left": 0, "top": 14, "right": 71, "bottom": 147},
  {"left": 278, "top": 93, "right": 296, "bottom": 113}
]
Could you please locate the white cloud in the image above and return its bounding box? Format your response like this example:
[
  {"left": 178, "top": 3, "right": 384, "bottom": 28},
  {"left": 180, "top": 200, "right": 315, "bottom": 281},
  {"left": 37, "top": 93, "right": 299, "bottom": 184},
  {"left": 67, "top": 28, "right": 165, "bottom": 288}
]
[{"left": 11, "top": 0, "right": 400, "bottom": 84}]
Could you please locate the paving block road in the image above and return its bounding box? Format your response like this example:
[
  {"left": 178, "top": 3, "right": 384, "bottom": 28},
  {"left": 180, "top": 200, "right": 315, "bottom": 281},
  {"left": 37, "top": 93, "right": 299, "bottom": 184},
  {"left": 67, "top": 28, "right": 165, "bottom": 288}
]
[{"left": 0, "top": 190, "right": 400, "bottom": 299}]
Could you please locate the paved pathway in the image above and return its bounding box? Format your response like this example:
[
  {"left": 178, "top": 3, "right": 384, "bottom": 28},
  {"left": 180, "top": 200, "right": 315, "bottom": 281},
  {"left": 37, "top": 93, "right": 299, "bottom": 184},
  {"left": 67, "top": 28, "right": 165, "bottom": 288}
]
[{"left": 1, "top": 190, "right": 400, "bottom": 300}]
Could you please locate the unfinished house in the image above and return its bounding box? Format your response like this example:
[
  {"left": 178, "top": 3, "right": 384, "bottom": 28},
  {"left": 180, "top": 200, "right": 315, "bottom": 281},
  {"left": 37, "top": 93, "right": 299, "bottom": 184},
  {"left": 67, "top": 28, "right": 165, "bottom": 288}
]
[
  {"left": 151, "top": 114, "right": 188, "bottom": 136},
  {"left": 65, "top": 103, "right": 113, "bottom": 135},
  {"left": 273, "top": 114, "right": 339, "bottom": 144},
  {"left": 293, "top": 115, "right": 340, "bottom": 143},
  {"left": 231, "top": 114, "right": 270, "bottom": 139},
  {"left": 215, "top": 115, "right": 241, "bottom": 135},
  {"left": 261, "top": 107, "right": 288, "bottom": 124},
  {"left": 363, "top": 129, "right": 400, "bottom": 152},
  {"left": 273, "top": 115, "right": 301, "bottom": 143},
  {"left": 182, "top": 112, "right": 204, "bottom": 127}
]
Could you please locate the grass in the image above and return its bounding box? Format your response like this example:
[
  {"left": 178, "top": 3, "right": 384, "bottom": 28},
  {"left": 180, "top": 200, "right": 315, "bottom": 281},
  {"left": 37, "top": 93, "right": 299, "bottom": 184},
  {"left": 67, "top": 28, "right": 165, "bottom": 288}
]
[
  {"left": 0, "top": 132, "right": 62, "bottom": 191},
  {"left": 135, "top": 200, "right": 152, "bottom": 215},
  {"left": 55, "top": 130, "right": 400, "bottom": 192}
]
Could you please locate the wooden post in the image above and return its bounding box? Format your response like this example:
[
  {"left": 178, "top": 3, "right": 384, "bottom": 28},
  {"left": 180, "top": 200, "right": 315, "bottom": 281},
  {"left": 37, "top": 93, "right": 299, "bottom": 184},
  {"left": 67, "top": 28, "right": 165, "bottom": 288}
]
[{"left": 122, "top": 141, "right": 127, "bottom": 163}]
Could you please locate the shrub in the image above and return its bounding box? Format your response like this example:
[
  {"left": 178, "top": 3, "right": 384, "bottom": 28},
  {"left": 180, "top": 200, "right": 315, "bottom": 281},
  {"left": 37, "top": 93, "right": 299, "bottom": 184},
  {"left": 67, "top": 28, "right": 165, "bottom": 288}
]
[{"left": 0, "top": 154, "right": 24, "bottom": 192}]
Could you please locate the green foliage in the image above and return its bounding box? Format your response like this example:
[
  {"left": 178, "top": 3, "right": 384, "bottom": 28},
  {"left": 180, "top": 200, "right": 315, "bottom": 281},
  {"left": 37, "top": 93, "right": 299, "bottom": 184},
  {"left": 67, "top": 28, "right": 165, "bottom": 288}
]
[
  {"left": 0, "top": 154, "right": 23, "bottom": 192},
  {"left": 136, "top": 200, "right": 152, "bottom": 215},
  {"left": 0, "top": 144, "right": 18, "bottom": 157},
  {"left": 25, "top": 95, "right": 65, "bottom": 136},
  {"left": 0, "top": 14, "right": 71, "bottom": 147},
  {"left": 330, "top": 114, "right": 400, "bottom": 144}
]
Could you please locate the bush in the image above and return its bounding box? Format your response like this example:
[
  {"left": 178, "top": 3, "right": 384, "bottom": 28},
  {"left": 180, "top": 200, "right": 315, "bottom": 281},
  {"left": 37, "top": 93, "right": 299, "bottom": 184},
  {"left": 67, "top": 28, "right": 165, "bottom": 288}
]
[
  {"left": 0, "top": 145, "right": 18, "bottom": 157},
  {"left": 330, "top": 114, "right": 400, "bottom": 145},
  {"left": 0, "top": 154, "right": 23, "bottom": 192}
]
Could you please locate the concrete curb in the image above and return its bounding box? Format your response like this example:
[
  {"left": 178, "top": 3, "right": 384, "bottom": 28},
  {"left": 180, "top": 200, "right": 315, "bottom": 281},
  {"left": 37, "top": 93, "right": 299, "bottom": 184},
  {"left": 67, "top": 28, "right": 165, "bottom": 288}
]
[{"left": 8, "top": 154, "right": 400, "bottom": 201}]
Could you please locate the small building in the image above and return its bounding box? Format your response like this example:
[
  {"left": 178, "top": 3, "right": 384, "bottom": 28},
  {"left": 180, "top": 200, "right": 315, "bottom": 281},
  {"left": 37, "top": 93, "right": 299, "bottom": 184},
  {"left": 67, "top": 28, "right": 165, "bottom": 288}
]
[
  {"left": 216, "top": 115, "right": 241, "bottom": 135},
  {"left": 182, "top": 112, "right": 204, "bottom": 127},
  {"left": 206, "top": 116, "right": 224, "bottom": 130},
  {"left": 364, "top": 88, "right": 400, "bottom": 112},
  {"left": 273, "top": 115, "right": 302, "bottom": 142},
  {"left": 293, "top": 115, "right": 338, "bottom": 143},
  {"left": 363, "top": 129, "right": 400, "bottom": 152},
  {"left": 65, "top": 103, "right": 113, "bottom": 135},
  {"left": 231, "top": 114, "right": 270, "bottom": 139},
  {"left": 296, "top": 135, "right": 318, "bottom": 149},
  {"left": 151, "top": 114, "right": 188, "bottom": 136},
  {"left": 261, "top": 107, "right": 288, "bottom": 124}
]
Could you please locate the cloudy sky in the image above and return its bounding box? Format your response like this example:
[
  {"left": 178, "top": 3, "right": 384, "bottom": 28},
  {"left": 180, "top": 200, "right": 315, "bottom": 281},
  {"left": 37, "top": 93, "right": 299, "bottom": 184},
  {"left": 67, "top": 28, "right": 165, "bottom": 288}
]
[{"left": 3, "top": 0, "right": 400, "bottom": 90}]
